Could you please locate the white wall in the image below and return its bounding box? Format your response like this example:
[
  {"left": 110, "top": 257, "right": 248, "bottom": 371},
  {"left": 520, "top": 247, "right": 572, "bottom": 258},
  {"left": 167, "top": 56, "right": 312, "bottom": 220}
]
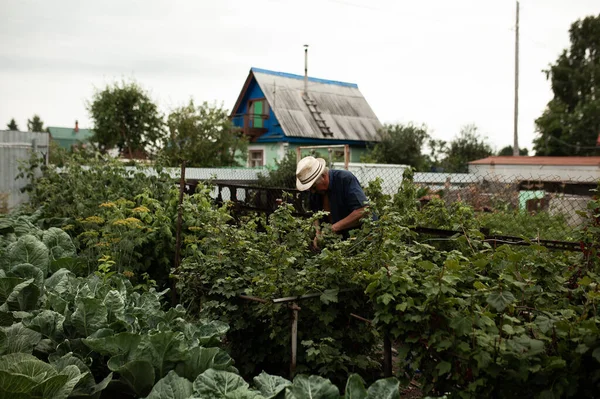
[
  {"left": 469, "top": 163, "right": 600, "bottom": 182},
  {"left": 0, "top": 131, "right": 50, "bottom": 211}
]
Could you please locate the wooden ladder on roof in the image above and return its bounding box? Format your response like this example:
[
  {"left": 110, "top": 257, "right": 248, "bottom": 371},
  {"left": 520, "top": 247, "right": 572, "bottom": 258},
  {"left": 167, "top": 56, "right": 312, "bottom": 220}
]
[{"left": 302, "top": 94, "right": 333, "bottom": 137}]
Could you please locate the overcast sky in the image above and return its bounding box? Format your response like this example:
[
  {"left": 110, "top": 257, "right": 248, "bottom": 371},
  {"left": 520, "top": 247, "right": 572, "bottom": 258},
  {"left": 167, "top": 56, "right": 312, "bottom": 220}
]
[{"left": 1, "top": 0, "right": 598, "bottom": 154}]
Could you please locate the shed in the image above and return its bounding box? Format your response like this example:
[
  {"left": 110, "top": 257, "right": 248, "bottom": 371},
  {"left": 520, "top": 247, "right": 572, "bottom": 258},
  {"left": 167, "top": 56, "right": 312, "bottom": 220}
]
[
  {"left": 230, "top": 67, "right": 383, "bottom": 167},
  {"left": 48, "top": 121, "right": 93, "bottom": 149}
]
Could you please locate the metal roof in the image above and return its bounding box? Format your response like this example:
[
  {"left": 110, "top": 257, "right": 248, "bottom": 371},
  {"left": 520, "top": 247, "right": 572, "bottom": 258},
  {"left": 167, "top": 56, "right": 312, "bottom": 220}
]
[
  {"left": 469, "top": 156, "right": 600, "bottom": 166},
  {"left": 47, "top": 126, "right": 94, "bottom": 141},
  {"left": 251, "top": 68, "right": 383, "bottom": 142}
]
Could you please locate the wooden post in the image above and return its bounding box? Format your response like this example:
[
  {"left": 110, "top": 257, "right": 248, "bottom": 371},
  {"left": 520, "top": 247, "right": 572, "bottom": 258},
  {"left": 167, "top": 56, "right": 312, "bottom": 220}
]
[
  {"left": 344, "top": 144, "right": 350, "bottom": 170},
  {"left": 290, "top": 302, "right": 300, "bottom": 379},
  {"left": 296, "top": 147, "right": 302, "bottom": 164}
]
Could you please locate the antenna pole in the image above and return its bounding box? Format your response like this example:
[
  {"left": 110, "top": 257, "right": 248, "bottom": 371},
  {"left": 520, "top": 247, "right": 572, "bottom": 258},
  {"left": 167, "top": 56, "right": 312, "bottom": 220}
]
[
  {"left": 304, "top": 44, "right": 309, "bottom": 96},
  {"left": 513, "top": 1, "right": 520, "bottom": 156}
]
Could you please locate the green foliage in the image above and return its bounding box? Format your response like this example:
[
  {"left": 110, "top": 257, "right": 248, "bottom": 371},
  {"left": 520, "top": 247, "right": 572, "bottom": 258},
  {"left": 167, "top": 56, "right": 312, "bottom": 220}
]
[
  {"left": 88, "top": 80, "right": 165, "bottom": 158},
  {"left": 478, "top": 210, "right": 572, "bottom": 241},
  {"left": 159, "top": 100, "right": 248, "bottom": 167},
  {"left": 176, "top": 203, "right": 380, "bottom": 381},
  {"left": 10, "top": 157, "right": 600, "bottom": 398},
  {"left": 497, "top": 145, "right": 528, "bottom": 156},
  {"left": 6, "top": 118, "right": 19, "bottom": 131},
  {"left": 443, "top": 125, "right": 493, "bottom": 172},
  {"left": 363, "top": 123, "right": 430, "bottom": 170},
  {"left": 0, "top": 353, "right": 86, "bottom": 398},
  {"left": 17, "top": 155, "right": 179, "bottom": 285},
  {"left": 256, "top": 151, "right": 297, "bottom": 188},
  {"left": 144, "top": 369, "right": 400, "bottom": 399},
  {"left": 534, "top": 15, "right": 600, "bottom": 155},
  {"left": 27, "top": 115, "right": 45, "bottom": 132}
]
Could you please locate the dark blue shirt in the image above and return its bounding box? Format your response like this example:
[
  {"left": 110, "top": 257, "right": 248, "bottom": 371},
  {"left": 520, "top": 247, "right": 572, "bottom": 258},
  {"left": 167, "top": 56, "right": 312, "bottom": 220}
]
[{"left": 309, "top": 169, "right": 369, "bottom": 236}]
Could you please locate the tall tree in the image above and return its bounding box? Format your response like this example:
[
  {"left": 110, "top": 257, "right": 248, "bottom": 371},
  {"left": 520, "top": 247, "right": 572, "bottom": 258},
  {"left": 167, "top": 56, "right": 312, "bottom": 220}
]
[
  {"left": 159, "top": 100, "right": 247, "bottom": 167},
  {"left": 498, "top": 145, "right": 528, "bottom": 156},
  {"left": 533, "top": 15, "right": 600, "bottom": 156},
  {"left": 365, "top": 123, "right": 430, "bottom": 170},
  {"left": 6, "top": 118, "right": 18, "bottom": 131},
  {"left": 88, "top": 80, "right": 165, "bottom": 158},
  {"left": 27, "top": 115, "right": 44, "bottom": 132},
  {"left": 443, "top": 125, "right": 493, "bottom": 173},
  {"left": 426, "top": 138, "right": 448, "bottom": 171}
]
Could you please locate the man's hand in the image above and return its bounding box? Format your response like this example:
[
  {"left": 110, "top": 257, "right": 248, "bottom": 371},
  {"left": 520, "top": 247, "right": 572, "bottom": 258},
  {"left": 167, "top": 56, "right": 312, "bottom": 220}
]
[
  {"left": 312, "top": 225, "right": 322, "bottom": 251},
  {"left": 331, "top": 207, "right": 367, "bottom": 233}
]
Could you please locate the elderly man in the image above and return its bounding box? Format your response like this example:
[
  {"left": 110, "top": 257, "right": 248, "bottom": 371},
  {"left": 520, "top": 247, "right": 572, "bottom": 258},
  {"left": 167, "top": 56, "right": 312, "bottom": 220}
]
[{"left": 296, "top": 156, "right": 369, "bottom": 239}]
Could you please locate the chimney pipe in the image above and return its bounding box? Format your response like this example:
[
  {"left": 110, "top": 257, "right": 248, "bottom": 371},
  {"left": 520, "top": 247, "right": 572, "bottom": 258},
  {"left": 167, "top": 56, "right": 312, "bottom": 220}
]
[
  {"left": 304, "top": 44, "right": 308, "bottom": 96},
  {"left": 75, "top": 120, "right": 79, "bottom": 133}
]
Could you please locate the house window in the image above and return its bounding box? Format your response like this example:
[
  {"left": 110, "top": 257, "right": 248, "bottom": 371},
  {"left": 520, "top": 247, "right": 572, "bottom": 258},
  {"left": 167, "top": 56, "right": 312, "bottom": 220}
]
[
  {"left": 331, "top": 148, "right": 350, "bottom": 162},
  {"left": 249, "top": 150, "right": 264, "bottom": 167},
  {"left": 249, "top": 99, "right": 268, "bottom": 128}
]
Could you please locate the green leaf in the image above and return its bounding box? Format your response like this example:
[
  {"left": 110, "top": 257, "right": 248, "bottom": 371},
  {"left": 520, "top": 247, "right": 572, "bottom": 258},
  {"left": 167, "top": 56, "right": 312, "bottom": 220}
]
[
  {"left": 72, "top": 298, "right": 108, "bottom": 337},
  {"left": 502, "top": 324, "right": 515, "bottom": 335},
  {"left": 486, "top": 290, "right": 516, "bottom": 312},
  {"left": 9, "top": 263, "right": 44, "bottom": 289},
  {"left": 344, "top": 374, "right": 367, "bottom": 399},
  {"left": 0, "top": 312, "right": 14, "bottom": 327},
  {"left": 534, "top": 315, "right": 553, "bottom": 334},
  {"left": 0, "top": 277, "right": 25, "bottom": 304},
  {"left": 378, "top": 293, "right": 394, "bottom": 306},
  {"left": 110, "top": 359, "right": 155, "bottom": 397},
  {"left": 319, "top": 289, "right": 338, "bottom": 305},
  {"left": 578, "top": 276, "right": 592, "bottom": 286},
  {"left": 253, "top": 371, "right": 291, "bottom": 399},
  {"left": 0, "top": 323, "right": 41, "bottom": 354},
  {"left": 193, "top": 369, "right": 249, "bottom": 399},
  {"left": 449, "top": 314, "right": 472, "bottom": 336},
  {"left": 4, "top": 278, "right": 40, "bottom": 312},
  {"left": 42, "top": 228, "right": 76, "bottom": 261},
  {"left": 143, "top": 370, "right": 193, "bottom": 399},
  {"left": 8, "top": 234, "right": 49, "bottom": 275},
  {"left": 175, "top": 346, "right": 235, "bottom": 382},
  {"left": 83, "top": 332, "right": 142, "bottom": 356},
  {"left": 103, "top": 290, "right": 125, "bottom": 323},
  {"left": 592, "top": 347, "right": 600, "bottom": 363},
  {"left": 287, "top": 374, "right": 339, "bottom": 399},
  {"left": 52, "top": 364, "right": 86, "bottom": 399},
  {"left": 194, "top": 320, "right": 229, "bottom": 347},
  {"left": 0, "top": 369, "right": 40, "bottom": 394},
  {"left": 0, "top": 353, "right": 40, "bottom": 370},
  {"left": 134, "top": 331, "right": 187, "bottom": 378},
  {"left": 22, "top": 310, "right": 65, "bottom": 341},
  {"left": 0, "top": 353, "right": 84, "bottom": 399},
  {"left": 435, "top": 361, "right": 451, "bottom": 376},
  {"left": 44, "top": 269, "right": 73, "bottom": 294},
  {"left": 72, "top": 372, "right": 113, "bottom": 398},
  {"left": 473, "top": 281, "right": 487, "bottom": 291},
  {"left": 366, "top": 378, "right": 400, "bottom": 399}
]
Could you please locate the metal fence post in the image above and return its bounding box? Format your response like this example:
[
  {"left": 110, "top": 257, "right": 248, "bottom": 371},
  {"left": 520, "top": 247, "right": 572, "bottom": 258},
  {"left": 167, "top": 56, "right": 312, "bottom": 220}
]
[
  {"left": 172, "top": 160, "right": 186, "bottom": 306},
  {"left": 383, "top": 332, "right": 392, "bottom": 377}
]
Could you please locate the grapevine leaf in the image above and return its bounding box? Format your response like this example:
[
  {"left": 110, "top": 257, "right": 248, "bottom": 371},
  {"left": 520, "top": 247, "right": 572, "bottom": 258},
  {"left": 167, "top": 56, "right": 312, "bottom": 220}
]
[{"left": 486, "top": 290, "right": 516, "bottom": 312}]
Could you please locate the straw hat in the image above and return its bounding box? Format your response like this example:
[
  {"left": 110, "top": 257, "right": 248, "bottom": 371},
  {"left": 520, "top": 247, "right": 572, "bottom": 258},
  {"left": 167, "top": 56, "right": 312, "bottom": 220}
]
[{"left": 296, "top": 156, "right": 327, "bottom": 191}]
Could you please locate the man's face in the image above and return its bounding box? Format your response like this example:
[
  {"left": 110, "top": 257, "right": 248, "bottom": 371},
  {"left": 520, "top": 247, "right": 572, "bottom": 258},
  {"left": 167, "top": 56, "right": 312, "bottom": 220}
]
[{"left": 310, "top": 178, "right": 328, "bottom": 194}]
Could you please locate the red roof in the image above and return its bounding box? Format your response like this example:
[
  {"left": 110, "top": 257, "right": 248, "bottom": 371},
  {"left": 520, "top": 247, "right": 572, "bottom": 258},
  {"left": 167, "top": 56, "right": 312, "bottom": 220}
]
[{"left": 469, "top": 156, "right": 600, "bottom": 166}]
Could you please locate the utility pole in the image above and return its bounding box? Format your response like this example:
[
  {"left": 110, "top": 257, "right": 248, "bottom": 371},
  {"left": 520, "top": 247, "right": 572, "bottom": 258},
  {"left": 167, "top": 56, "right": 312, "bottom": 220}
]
[{"left": 513, "top": 1, "right": 520, "bottom": 156}]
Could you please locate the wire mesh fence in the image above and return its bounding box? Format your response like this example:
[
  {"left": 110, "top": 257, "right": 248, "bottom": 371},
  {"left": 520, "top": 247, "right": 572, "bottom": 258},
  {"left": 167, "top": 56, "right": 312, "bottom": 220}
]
[{"left": 197, "top": 163, "right": 598, "bottom": 242}]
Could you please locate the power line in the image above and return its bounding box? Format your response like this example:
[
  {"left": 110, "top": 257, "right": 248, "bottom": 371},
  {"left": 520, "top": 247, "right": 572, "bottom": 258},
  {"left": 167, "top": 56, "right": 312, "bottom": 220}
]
[{"left": 546, "top": 135, "right": 600, "bottom": 151}]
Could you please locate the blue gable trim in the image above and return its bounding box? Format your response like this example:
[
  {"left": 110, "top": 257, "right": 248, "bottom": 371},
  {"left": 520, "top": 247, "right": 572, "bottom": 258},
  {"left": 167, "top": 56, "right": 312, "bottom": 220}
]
[
  {"left": 251, "top": 67, "right": 358, "bottom": 89},
  {"left": 256, "top": 136, "right": 370, "bottom": 146}
]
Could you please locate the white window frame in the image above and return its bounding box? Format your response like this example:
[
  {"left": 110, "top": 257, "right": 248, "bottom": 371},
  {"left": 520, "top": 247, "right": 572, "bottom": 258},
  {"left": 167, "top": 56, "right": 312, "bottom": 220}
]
[{"left": 248, "top": 149, "right": 264, "bottom": 167}]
